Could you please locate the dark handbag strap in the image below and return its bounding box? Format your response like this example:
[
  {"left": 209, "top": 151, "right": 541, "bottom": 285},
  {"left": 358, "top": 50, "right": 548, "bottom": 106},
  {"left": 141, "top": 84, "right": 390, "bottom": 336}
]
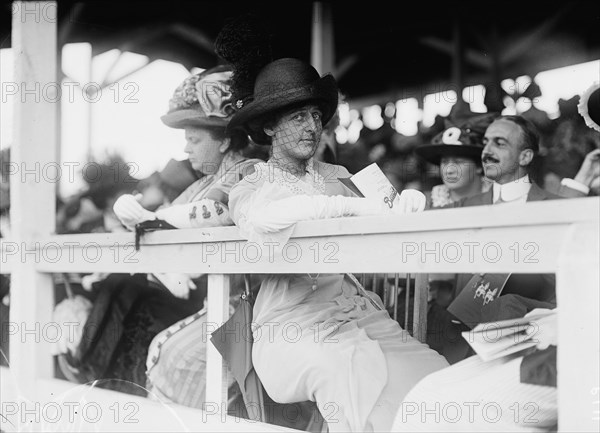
[
  {"left": 134, "top": 219, "right": 177, "bottom": 250},
  {"left": 241, "top": 274, "right": 255, "bottom": 307}
]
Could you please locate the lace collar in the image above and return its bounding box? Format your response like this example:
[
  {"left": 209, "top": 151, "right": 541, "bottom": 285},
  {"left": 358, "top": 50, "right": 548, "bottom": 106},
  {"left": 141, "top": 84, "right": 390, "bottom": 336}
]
[{"left": 261, "top": 157, "right": 327, "bottom": 195}]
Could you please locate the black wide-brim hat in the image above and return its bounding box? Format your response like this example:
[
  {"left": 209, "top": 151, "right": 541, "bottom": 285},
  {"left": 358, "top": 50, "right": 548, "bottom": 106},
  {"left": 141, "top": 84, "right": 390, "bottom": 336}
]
[
  {"left": 227, "top": 58, "right": 339, "bottom": 145},
  {"left": 415, "top": 112, "right": 499, "bottom": 166}
]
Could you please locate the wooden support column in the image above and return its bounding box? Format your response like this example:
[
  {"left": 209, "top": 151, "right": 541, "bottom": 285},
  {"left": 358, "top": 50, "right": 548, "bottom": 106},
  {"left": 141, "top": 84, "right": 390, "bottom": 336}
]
[
  {"left": 486, "top": 24, "right": 505, "bottom": 113},
  {"left": 311, "top": 1, "right": 334, "bottom": 76},
  {"left": 205, "top": 274, "right": 231, "bottom": 414},
  {"left": 451, "top": 12, "right": 470, "bottom": 118},
  {"left": 10, "top": 1, "right": 58, "bottom": 396},
  {"left": 452, "top": 13, "right": 465, "bottom": 101}
]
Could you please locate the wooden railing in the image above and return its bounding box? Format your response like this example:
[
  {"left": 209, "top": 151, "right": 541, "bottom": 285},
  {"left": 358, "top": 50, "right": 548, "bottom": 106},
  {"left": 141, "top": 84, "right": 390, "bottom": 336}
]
[{"left": 1, "top": 197, "right": 599, "bottom": 432}]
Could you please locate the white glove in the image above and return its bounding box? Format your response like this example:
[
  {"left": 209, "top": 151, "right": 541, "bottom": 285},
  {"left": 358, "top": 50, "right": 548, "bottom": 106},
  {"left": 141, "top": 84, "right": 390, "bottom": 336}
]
[
  {"left": 113, "top": 194, "right": 157, "bottom": 230},
  {"left": 394, "top": 189, "right": 426, "bottom": 214},
  {"left": 245, "top": 191, "right": 425, "bottom": 236},
  {"left": 151, "top": 273, "right": 197, "bottom": 299},
  {"left": 525, "top": 308, "right": 557, "bottom": 350}
]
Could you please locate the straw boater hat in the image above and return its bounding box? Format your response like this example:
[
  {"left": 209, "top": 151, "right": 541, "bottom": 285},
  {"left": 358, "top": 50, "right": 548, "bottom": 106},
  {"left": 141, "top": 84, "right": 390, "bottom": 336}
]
[
  {"left": 161, "top": 64, "right": 236, "bottom": 129},
  {"left": 578, "top": 81, "right": 600, "bottom": 133},
  {"left": 415, "top": 113, "right": 499, "bottom": 166},
  {"left": 227, "top": 58, "right": 339, "bottom": 145}
]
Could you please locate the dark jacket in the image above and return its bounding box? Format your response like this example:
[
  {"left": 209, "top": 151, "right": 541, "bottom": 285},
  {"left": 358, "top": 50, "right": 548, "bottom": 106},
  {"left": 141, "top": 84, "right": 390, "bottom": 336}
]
[
  {"left": 453, "top": 182, "right": 562, "bottom": 207},
  {"left": 452, "top": 182, "right": 562, "bottom": 303},
  {"left": 429, "top": 182, "right": 563, "bottom": 363}
]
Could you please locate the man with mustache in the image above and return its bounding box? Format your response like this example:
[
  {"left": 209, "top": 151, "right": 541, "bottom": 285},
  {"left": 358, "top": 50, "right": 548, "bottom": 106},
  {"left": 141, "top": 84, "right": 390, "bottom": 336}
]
[
  {"left": 434, "top": 115, "right": 574, "bottom": 363},
  {"left": 452, "top": 114, "right": 593, "bottom": 203},
  {"left": 462, "top": 115, "right": 560, "bottom": 204}
]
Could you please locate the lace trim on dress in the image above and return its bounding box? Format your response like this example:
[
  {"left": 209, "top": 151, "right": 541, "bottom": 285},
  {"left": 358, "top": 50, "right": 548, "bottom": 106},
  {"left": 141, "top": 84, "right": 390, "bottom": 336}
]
[{"left": 263, "top": 158, "right": 327, "bottom": 196}]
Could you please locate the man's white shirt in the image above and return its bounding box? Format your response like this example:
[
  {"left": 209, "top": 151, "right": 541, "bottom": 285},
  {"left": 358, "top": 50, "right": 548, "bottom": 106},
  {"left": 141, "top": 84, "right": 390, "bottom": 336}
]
[{"left": 492, "top": 175, "right": 532, "bottom": 204}]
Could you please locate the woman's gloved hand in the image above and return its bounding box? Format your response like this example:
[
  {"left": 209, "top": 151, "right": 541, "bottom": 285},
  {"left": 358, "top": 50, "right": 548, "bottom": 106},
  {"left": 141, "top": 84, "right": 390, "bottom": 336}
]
[
  {"left": 393, "top": 189, "right": 426, "bottom": 214},
  {"left": 525, "top": 308, "right": 557, "bottom": 350},
  {"left": 113, "top": 194, "right": 157, "bottom": 231}
]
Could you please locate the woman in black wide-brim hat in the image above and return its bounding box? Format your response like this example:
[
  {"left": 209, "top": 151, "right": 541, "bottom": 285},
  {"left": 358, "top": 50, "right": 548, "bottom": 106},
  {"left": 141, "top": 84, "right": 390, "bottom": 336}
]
[
  {"left": 218, "top": 16, "right": 448, "bottom": 432},
  {"left": 415, "top": 113, "right": 498, "bottom": 208}
]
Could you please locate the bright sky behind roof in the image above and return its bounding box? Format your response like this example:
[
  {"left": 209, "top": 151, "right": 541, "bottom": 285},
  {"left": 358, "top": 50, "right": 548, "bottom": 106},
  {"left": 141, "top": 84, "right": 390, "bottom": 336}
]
[{"left": 1, "top": 43, "right": 599, "bottom": 196}]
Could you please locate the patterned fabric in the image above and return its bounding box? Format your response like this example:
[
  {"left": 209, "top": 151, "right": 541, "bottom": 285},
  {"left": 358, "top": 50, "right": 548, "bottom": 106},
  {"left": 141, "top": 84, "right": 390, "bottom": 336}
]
[
  {"left": 146, "top": 307, "right": 207, "bottom": 375},
  {"left": 250, "top": 158, "right": 327, "bottom": 196},
  {"left": 230, "top": 159, "right": 353, "bottom": 246},
  {"left": 167, "top": 70, "right": 235, "bottom": 119},
  {"left": 145, "top": 305, "right": 241, "bottom": 409},
  {"left": 144, "top": 152, "right": 260, "bottom": 409},
  {"left": 430, "top": 178, "right": 492, "bottom": 208},
  {"left": 70, "top": 274, "right": 199, "bottom": 397},
  {"left": 171, "top": 152, "right": 261, "bottom": 206}
]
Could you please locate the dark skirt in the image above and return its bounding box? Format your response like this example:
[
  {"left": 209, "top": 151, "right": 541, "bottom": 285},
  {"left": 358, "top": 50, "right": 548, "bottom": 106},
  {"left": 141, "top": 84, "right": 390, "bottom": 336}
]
[{"left": 68, "top": 273, "right": 202, "bottom": 396}]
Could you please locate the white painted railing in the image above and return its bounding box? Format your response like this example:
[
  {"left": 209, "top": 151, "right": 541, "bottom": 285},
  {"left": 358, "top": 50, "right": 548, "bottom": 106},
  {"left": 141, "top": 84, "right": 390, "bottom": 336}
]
[{"left": 1, "top": 197, "right": 599, "bottom": 432}]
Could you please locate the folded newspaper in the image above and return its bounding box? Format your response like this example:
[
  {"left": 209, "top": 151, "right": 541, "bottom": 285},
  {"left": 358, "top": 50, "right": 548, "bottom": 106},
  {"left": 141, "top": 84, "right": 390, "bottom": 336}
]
[
  {"left": 338, "top": 163, "right": 400, "bottom": 207},
  {"left": 461, "top": 309, "right": 556, "bottom": 361}
]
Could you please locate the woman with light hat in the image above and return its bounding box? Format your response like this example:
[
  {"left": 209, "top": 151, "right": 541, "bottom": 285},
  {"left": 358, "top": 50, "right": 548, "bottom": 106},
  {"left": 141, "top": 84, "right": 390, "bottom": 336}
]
[
  {"left": 135, "top": 66, "right": 262, "bottom": 411},
  {"left": 415, "top": 113, "right": 498, "bottom": 209},
  {"left": 114, "top": 65, "right": 262, "bottom": 231},
  {"left": 218, "top": 17, "right": 448, "bottom": 432},
  {"left": 61, "top": 66, "right": 262, "bottom": 405}
]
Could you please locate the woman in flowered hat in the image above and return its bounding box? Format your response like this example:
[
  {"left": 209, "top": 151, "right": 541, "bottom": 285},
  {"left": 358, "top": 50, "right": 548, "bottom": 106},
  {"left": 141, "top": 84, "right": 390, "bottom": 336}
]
[
  {"left": 127, "top": 66, "right": 262, "bottom": 411},
  {"left": 415, "top": 113, "right": 498, "bottom": 208},
  {"left": 60, "top": 67, "right": 261, "bottom": 406},
  {"left": 114, "top": 64, "right": 262, "bottom": 230},
  {"left": 218, "top": 16, "right": 448, "bottom": 432}
]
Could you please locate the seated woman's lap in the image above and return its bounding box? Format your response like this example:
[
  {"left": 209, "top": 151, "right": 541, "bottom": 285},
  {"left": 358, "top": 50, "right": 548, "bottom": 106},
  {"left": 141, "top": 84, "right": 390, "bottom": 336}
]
[{"left": 252, "top": 308, "right": 448, "bottom": 431}]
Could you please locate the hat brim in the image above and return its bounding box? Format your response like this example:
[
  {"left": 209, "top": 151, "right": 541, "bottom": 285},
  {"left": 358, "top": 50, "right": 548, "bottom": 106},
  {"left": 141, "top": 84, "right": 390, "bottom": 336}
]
[
  {"left": 227, "top": 75, "right": 338, "bottom": 145},
  {"left": 578, "top": 82, "right": 600, "bottom": 133},
  {"left": 161, "top": 108, "right": 230, "bottom": 129},
  {"left": 415, "top": 144, "right": 483, "bottom": 166}
]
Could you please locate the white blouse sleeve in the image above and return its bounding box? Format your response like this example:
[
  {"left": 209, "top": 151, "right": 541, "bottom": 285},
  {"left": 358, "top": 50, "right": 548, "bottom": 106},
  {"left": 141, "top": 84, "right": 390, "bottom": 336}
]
[{"left": 229, "top": 178, "right": 387, "bottom": 244}]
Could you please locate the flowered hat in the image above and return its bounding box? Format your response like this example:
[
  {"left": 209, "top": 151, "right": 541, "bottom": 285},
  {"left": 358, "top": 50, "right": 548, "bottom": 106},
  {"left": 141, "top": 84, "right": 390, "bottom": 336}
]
[
  {"left": 161, "top": 64, "right": 236, "bottom": 129},
  {"left": 415, "top": 113, "right": 499, "bottom": 165},
  {"left": 227, "top": 58, "right": 339, "bottom": 145}
]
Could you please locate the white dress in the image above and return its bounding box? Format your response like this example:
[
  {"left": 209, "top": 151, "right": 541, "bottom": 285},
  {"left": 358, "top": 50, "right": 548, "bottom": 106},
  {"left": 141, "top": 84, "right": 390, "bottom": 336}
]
[
  {"left": 228, "top": 159, "right": 449, "bottom": 432},
  {"left": 391, "top": 353, "right": 557, "bottom": 432}
]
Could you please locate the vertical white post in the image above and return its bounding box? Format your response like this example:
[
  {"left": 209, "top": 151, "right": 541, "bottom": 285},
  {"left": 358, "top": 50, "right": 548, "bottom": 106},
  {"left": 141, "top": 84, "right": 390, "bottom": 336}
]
[
  {"left": 311, "top": 1, "right": 334, "bottom": 75},
  {"left": 10, "top": 1, "right": 58, "bottom": 396},
  {"left": 59, "top": 42, "right": 92, "bottom": 196},
  {"left": 205, "top": 274, "right": 230, "bottom": 414},
  {"left": 557, "top": 222, "right": 600, "bottom": 432}
]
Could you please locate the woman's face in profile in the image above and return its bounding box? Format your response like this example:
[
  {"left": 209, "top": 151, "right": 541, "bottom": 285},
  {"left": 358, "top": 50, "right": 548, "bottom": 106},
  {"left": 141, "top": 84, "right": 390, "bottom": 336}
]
[
  {"left": 183, "top": 127, "right": 226, "bottom": 175},
  {"left": 440, "top": 156, "right": 480, "bottom": 190},
  {"left": 267, "top": 104, "right": 324, "bottom": 161}
]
